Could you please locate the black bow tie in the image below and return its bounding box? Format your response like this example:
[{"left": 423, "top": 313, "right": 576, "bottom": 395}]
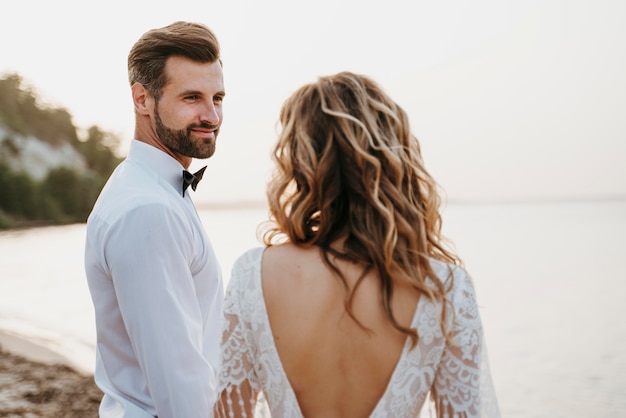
[{"left": 182, "top": 166, "right": 207, "bottom": 197}]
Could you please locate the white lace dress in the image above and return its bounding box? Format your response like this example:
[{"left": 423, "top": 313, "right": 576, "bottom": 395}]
[{"left": 215, "top": 247, "right": 500, "bottom": 417}]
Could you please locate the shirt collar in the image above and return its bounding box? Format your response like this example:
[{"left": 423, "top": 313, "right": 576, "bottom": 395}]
[{"left": 126, "top": 139, "right": 184, "bottom": 194}]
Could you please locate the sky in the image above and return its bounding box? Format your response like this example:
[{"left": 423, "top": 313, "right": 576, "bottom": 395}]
[{"left": 2, "top": 0, "right": 625, "bottom": 204}]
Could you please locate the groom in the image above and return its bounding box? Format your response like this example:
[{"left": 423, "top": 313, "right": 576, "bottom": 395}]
[{"left": 84, "top": 21, "right": 226, "bottom": 417}]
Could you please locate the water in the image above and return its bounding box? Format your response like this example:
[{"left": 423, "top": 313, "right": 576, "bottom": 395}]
[{"left": 0, "top": 200, "right": 625, "bottom": 417}]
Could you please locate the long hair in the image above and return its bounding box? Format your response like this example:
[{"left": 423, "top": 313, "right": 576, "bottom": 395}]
[
  {"left": 262, "top": 71, "right": 461, "bottom": 346},
  {"left": 127, "top": 21, "right": 221, "bottom": 99}
]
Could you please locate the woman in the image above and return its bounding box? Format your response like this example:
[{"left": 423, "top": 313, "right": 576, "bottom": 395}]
[{"left": 215, "top": 72, "right": 500, "bottom": 417}]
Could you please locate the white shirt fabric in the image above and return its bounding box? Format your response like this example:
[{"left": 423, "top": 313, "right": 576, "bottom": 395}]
[
  {"left": 215, "top": 247, "right": 501, "bottom": 418},
  {"left": 85, "top": 139, "right": 224, "bottom": 418}
]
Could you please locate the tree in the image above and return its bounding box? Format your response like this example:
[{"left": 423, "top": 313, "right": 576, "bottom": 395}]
[
  {"left": 0, "top": 72, "right": 123, "bottom": 228},
  {"left": 80, "top": 125, "right": 123, "bottom": 176}
]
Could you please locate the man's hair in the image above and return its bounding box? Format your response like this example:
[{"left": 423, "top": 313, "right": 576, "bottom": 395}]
[{"left": 128, "top": 21, "right": 221, "bottom": 99}]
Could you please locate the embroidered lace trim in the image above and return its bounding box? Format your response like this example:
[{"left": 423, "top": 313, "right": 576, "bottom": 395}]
[{"left": 214, "top": 247, "right": 500, "bottom": 417}]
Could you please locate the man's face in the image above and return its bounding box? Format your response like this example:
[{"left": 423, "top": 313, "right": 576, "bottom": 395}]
[{"left": 153, "top": 56, "right": 225, "bottom": 159}]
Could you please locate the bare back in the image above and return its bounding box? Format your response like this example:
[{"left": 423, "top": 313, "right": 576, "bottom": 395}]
[{"left": 261, "top": 243, "right": 421, "bottom": 418}]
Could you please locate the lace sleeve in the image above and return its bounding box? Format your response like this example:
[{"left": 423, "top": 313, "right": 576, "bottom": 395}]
[
  {"left": 214, "top": 310, "right": 260, "bottom": 417},
  {"left": 430, "top": 268, "right": 501, "bottom": 417},
  {"left": 214, "top": 257, "right": 263, "bottom": 418}
]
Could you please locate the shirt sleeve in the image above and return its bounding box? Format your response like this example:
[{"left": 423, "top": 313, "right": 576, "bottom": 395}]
[
  {"left": 105, "top": 203, "right": 215, "bottom": 417},
  {"left": 431, "top": 268, "right": 501, "bottom": 417}
]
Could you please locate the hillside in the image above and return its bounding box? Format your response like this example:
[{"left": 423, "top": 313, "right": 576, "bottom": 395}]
[
  {"left": 0, "top": 73, "right": 122, "bottom": 228},
  {"left": 0, "top": 126, "right": 88, "bottom": 181}
]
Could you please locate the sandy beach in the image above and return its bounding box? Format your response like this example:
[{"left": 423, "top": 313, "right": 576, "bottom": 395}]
[{"left": 0, "top": 330, "right": 101, "bottom": 417}]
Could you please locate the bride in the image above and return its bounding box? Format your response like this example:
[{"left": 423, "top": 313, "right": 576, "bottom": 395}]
[{"left": 214, "top": 71, "right": 500, "bottom": 418}]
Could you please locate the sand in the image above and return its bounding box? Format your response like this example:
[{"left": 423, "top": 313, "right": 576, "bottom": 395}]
[{"left": 0, "top": 331, "right": 102, "bottom": 417}]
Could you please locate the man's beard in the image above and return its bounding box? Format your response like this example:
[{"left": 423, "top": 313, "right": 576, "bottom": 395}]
[{"left": 154, "top": 106, "right": 217, "bottom": 159}]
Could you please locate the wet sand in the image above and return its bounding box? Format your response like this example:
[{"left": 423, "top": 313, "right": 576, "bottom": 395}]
[{"left": 0, "top": 331, "right": 101, "bottom": 417}]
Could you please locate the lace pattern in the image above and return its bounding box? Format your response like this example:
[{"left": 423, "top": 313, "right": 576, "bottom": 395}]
[{"left": 215, "top": 248, "right": 500, "bottom": 417}]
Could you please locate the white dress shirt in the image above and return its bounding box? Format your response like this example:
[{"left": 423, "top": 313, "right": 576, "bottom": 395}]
[{"left": 85, "top": 140, "right": 224, "bottom": 417}]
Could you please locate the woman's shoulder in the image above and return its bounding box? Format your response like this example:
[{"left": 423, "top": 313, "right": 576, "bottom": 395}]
[
  {"left": 428, "top": 259, "right": 482, "bottom": 332},
  {"left": 228, "top": 243, "right": 315, "bottom": 292},
  {"left": 226, "top": 247, "right": 265, "bottom": 292},
  {"left": 232, "top": 246, "right": 266, "bottom": 269},
  {"left": 261, "top": 244, "right": 325, "bottom": 287},
  {"left": 429, "top": 258, "right": 474, "bottom": 292}
]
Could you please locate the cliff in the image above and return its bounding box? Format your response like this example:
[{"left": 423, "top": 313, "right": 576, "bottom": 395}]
[
  {"left": 0, "top": 126, "right": 88, "bottom": 181},
  {"left": 0, "top": 72, "right": 122, "bottom": 228}
]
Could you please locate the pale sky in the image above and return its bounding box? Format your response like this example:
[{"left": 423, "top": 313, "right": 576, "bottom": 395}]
[{"left": 2, "top": 0, "right": 625, "bottom": 204}]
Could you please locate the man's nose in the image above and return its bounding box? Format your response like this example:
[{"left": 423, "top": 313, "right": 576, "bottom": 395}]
[{"left": 200, "top": 101, "right": 220, "bottom": 125}]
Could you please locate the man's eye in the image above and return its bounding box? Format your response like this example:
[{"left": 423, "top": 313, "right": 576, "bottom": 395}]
[
  {"left": 185, "top": 95, "right": 200, "bottom": 101},
  {"left": 214, "top": 96, "right": 224, "bottom": 103}
]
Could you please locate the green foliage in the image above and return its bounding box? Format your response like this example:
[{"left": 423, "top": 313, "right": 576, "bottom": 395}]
[
  {"left": 79, "top": 125, "right": 123, "bottom": 177},
  {"left": 0, "top": 72, "right": 124, "bottom": 228},
  {"left": 0, "top": 162, "right": 110, "bottom": 227},
  {"left": 0, "top": 211, "right": 10, "bottom": 229},
  {"left": 0, "top": 162, "right": 42, "bottom": 222},
  {"left": 0, "top": 73, "right": 78, "bottom": 146},
  {"left": 42, "top": 167, "right": 103, "bottom": 222},
  {"left": 1, "top": 134, "right": 20, "bottom": 155}
]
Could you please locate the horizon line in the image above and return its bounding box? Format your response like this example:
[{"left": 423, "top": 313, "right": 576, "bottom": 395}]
[{"left": 196, "top": 194, "right": 626, "bottom": 210}]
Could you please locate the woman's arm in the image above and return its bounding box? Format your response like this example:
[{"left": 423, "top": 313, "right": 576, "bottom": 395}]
[
  {"left": 214, "top": 263, "right": 262, "bottom": 418},
  {"left": 431, "top": 268, "right": 501, "bottom": 417}
]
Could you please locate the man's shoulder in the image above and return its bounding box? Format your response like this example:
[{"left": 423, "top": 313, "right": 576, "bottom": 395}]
[{"left": 88, "top": 179, "right": 183, "bottom": 231}]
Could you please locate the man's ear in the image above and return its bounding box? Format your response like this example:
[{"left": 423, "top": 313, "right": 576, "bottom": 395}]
[{"left": 131, "top": 83, "right": 153, "bottom": 116}]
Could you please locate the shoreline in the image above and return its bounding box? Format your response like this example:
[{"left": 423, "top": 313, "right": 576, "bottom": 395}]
[
  {"left": 0, "top": 329, "right": 83, "bottom": 372},
  {"left": 0, "top": 329, "right": 102, "bottom": 417}
]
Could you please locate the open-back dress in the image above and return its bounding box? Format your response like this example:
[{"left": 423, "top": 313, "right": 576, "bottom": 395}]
[{"left": 215, "top": 247, "right": 500, "bottom": 417}]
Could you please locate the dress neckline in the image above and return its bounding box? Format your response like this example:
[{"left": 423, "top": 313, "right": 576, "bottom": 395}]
[{"left": 253, "top": 247, "right": 424, "bottom": 417}]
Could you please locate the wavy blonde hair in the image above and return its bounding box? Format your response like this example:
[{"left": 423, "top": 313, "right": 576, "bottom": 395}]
[{"left": 262, "top": 71, "right": 461, "bottom": 346}]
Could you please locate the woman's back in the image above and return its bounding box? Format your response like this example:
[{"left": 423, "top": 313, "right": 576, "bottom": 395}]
[
  {"left": 215, "top": 71, "right": 500, "bottom": 418},
  {"left": 216, "top": 246, "right": 500, "bottom": 417},
  {"left": 262, "top": 243, "right": 421, "bottom": 418}
]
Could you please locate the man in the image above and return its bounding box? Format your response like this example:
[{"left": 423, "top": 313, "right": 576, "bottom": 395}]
[{"left": 84, "top": 21, "right": 225, "bottom": 417}]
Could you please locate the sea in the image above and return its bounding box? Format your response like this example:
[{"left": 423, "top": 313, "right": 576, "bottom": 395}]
[{"left": 0, "top": 199, "right": 625, "bottom": 417}]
